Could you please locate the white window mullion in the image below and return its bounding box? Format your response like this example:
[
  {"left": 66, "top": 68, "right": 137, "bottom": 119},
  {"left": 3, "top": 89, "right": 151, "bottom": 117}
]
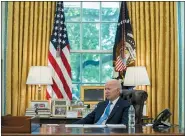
[
  {"left": 80, "top": 2, "right": 83, "bottom": 87},
  {"left": 99, "top": 2, "right": 102, "bottom": 83}
]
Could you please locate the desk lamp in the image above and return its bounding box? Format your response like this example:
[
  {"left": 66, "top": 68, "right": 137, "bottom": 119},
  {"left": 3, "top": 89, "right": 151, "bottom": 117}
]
[
  {"left": 124, "top": 66, "right": 150, "bottom": 88},
  {"left": 123, "top": 66, "right": 150, "bottom": 116},
  {"left": 26, "top": 66, "right": 53, "bottom": 100}
]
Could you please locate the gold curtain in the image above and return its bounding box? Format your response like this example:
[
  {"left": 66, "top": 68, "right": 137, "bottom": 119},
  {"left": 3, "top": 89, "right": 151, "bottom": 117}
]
[
  {"left": 6, "top": 1, "right": 178, "bottom": 124},
  {"left": 127, "top": 2, "right": 178, "bottom": 124},
  {"left": 6, "top": 2, "right": 56, "bottom": 116}
]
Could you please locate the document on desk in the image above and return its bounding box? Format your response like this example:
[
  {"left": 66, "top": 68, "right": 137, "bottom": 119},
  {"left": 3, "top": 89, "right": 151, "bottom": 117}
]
[
  {"left": 106, "top": 124, "right": 126, "bottom": 128},
  {"left": 65, "top": 124, "right": 83, "bottom": 128},
  {"left": 46, "top": 124, "right": 59, "bottom": 126},
  {"left": 65, "top": 124, "right": 126, "bottom": 128},
  {"left": 83, "top": 125, "right": 106, "bottom": 128}
]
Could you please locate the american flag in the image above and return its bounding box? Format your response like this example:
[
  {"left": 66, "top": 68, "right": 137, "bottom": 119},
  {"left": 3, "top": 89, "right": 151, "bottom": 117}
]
[
  {"left": 47, "top": 2, "right": 72, "bottom": 101},
  {"left": 115, "top": 55, "right": 126, "bottom": 72},
  {"left": 113, "top": 2, "right": 136, "bottom": 73}
]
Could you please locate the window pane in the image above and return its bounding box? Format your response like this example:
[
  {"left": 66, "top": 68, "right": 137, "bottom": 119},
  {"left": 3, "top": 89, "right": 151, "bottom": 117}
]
[
  {"left": 71, "top": 53, "right": 81, "bottom": 83},
  {"left": 82, "top": 2, "right": 100, "bottom": 21},
  {"left": 101, "top": 23, "right": 117, "bottom": 50},
  {"left": 101, "top": 54, "right": 114, "bottom": 83},
  {"left": 64, "top": 2, "right": 81, "bottom": 22},
  {"left": 66, "top": 23, "right": 80, "bottom": 50},
  {"left": 82, "top": 23, "right": 99, "bottom": 50},
  {"left": 82, "top": 54, "right": 100, "bottom": 83},
  {"left": 65, "top": 2, "right": 121, "bottom": 99},
  {"left": 101, "top": 2, "right": 119, "bottom": 21},
  {"left": 72, "top": 84, "right": 80, "bottom": 100}
]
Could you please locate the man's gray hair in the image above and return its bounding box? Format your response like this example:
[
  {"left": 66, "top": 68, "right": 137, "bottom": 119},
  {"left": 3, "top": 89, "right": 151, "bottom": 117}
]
[{"left": 106, "top": 79, "right": 122, "bottom": 93}]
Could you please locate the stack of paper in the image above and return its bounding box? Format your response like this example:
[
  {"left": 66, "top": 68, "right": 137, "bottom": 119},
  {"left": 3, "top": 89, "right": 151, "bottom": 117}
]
[
  {"left": 65, "top": 124, "right": 83, "bottom": 128},
  {"left": 83, "top": 125, "right": 106, "bottom": 128},
  {"left": 106, "top": 124, "right": 126, "bottom": 128},
  {"left": 65, "top": 124, "right": 126, "bottom": 128}
]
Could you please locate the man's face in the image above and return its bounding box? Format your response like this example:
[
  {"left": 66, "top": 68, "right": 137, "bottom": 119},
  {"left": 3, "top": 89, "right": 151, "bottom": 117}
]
[{"left": 104, "top": 81, "right": 120, "bottom": 101}]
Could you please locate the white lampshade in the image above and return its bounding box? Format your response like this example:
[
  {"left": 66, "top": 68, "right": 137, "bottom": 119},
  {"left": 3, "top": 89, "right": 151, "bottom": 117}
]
[
  {"left": 26, "top": 66, "right": 53, "bottom": 85},
  {"left": 124, "top": 66, "right": 150, "bottom": 86}
]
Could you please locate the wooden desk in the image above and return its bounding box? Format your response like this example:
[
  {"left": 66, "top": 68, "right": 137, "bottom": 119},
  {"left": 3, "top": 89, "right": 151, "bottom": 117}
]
[
  {"left": 39, "top": 117, "right": 81, "bottom": 124},
  {"left": 2, "top": 124, "right": 184, "bottom": 136}
]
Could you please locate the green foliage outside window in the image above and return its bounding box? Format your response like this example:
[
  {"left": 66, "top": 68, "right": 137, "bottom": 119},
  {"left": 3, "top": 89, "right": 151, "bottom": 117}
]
[{"left": 64, "top": 2, "right": 120, "bottom": 100}]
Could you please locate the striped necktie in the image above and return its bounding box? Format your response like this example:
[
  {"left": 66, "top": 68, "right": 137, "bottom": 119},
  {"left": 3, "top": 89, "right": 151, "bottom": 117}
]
[{"left": 95, "top": 102, "right": 112, "bottom": 125}]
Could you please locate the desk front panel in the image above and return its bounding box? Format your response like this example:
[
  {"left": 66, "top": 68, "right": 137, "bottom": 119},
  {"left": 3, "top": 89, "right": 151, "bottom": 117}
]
[
  {"left": 2, "top": 124, "right": 184, "bottom": 136},
  {"left": 39, "top": 117, "right": 81, "bottom": 124}
]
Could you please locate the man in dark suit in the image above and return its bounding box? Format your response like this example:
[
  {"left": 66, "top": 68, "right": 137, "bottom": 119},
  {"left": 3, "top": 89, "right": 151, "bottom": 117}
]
[{"left": 74, "top": 79, "right": 130, "bottom": 125}]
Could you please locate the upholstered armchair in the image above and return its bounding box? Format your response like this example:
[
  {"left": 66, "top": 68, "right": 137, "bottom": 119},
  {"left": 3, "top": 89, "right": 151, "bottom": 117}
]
[{"left": 120, "top": 89, "right": 148, "bottom": 124}]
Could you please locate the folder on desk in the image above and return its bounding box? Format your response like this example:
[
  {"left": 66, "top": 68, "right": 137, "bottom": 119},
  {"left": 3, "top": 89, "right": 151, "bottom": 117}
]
[
  {"left": 65, "top": 124, "right": 126, "bottom": 128},
  {"left": 84, "top": 124, "right": 106, "bottom": 128},
  {"left": 65, "top": 124, "right": 106, "bottom": 128},
  {"left": 83, "top": 124, "right": 106, "bottom": 128},
  {"left": 65, "top": 124, "right": 84, "bottom": 128},
  {"left": 106, "top": 124, "right": 126, "bottom": 128}
]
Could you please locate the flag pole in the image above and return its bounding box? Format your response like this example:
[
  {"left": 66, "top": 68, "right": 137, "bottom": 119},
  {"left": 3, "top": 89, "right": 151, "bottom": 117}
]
[{"left": 120, "top": 2, "right": 126, "bottom": 78}]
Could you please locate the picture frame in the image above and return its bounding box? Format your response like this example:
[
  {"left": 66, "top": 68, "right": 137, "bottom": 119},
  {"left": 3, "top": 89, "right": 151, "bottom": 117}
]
[
  {"left": 52, "top": 99, "right": 68, "bottom": 117},
  {"left": 70, "top": 106, "right": 84, "bottom": 118},
  {"left": 70, "top": 100, "right": 84, "bottom": 106},
  {"left": 80, "top": 86, "right": 105, "bottom": 106},
  {"left": 30, "top": 100, "right": 49, "bottom": 109},
  {"left": 53, "top": 106, "right": 68, "bottom": 117}
]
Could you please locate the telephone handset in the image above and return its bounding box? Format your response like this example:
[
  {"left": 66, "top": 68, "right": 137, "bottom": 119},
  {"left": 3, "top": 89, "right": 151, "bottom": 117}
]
[{"left": 152, "top": 109, "right": 172, "bottom": 128}]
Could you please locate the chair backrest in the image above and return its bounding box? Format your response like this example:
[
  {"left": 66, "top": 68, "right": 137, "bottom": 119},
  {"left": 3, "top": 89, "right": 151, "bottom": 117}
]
[{"left": 120, "top": 89, "right": 148, "bottom": 124}]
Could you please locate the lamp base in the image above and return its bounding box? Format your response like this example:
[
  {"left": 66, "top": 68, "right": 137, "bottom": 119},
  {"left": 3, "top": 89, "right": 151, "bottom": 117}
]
[{"left": 38, "top": 85, "right": 42, "bottom": 100}]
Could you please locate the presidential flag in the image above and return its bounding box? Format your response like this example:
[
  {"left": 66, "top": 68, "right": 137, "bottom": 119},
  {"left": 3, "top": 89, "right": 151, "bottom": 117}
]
[
  {"left": 47, "top": 2, "right": 72, "bottom": 101},
  {"left": 113, "top": 2, "right": 136, "bottom": 78}
]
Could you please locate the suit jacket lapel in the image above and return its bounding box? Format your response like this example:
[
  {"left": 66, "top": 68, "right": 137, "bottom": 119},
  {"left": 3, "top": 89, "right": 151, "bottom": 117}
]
[{"left": 107, "top": 98, "right": 121, "bottom": 120}]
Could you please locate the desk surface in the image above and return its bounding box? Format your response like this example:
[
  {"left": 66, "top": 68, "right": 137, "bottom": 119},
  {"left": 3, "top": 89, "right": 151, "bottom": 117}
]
[{"left": 2, "top": 124, "right": 184, "bottom": 136}]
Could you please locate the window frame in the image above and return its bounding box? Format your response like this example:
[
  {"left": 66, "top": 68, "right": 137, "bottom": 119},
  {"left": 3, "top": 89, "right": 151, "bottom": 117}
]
[{"left": 64, "top": 1, "right": 120, "bottom": 99}]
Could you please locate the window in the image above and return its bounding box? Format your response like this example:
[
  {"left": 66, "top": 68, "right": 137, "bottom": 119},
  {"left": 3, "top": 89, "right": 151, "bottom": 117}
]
[{"left": 64, "top": 2, "right": 120, "bottom": 100}]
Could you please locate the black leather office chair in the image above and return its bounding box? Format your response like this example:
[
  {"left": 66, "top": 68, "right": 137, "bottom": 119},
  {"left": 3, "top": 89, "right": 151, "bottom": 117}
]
[{"left": 120, "top": 89, "right": 148, "bottom": 124}]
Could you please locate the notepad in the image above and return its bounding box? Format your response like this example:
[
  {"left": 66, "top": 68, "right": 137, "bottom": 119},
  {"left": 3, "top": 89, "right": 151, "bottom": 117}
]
[
  {"left": 65, "top": 124, "right": 84, "bottom": 128},
  {"left": 83, "top": 124, "right": 106, "bottom": 128},
  {"left": 106, "top": 124, "right": 126, "bottom": 128},
  {"left": 65, "top": 124, "right": 126, "bottom": 128},
  {"left": 46, "top": 124, "right": 59, "bottom": 126}
]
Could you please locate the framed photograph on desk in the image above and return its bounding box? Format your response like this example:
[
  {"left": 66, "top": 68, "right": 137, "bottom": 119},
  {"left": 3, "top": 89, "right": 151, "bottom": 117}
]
[
  {"left": 54, "top": 107, "right": 67, "bottom": 117},
  {"left": 52, "top": 99, "right": 68, "bottom": 117},
  {"left": 30, "top": 100, "right": 49, "bottom": 109},
  {"left": 70, "top": 106, "right": 84, "bottom": 118}
]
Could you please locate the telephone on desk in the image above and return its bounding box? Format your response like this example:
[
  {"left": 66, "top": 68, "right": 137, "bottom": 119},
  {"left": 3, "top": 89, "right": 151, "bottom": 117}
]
[{"left": 152, "top": 109, "right": 172, "bottom": 129}]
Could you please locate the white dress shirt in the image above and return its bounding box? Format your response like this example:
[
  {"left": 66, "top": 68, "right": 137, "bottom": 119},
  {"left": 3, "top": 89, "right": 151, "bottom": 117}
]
[{"left": 109, "top": 96, "right": 120, "bottom": 114}]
